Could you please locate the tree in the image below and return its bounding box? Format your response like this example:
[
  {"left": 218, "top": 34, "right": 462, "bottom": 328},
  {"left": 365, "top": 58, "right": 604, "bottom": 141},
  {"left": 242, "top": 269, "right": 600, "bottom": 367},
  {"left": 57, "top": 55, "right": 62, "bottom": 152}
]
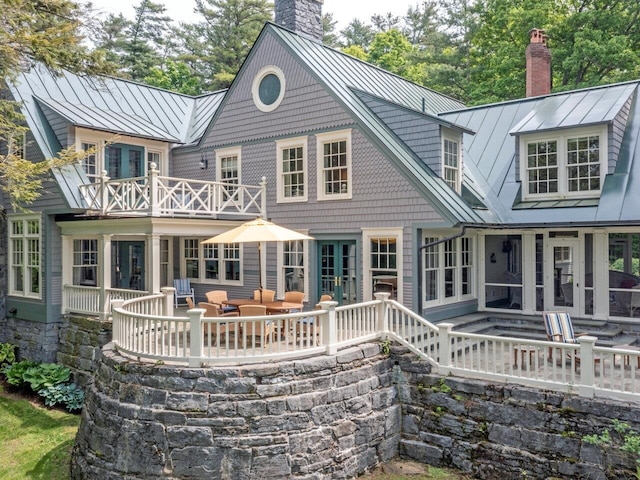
[
  {"left": 144, "top": 60, "right": 204, "bottom": 95},
  {"left": 0, "top": 0, "right": 113, "bottom": 209},
  {"left": 93, "top": 13, "right": 132, "bottom": 67},
  {"left": 370, "top": 12, "right": 401, "bottom": 33},
  {"left": 367, "top": 29, "right": 423, "bottom": 83},
  {"left": 192, "top": 0, "right": 273, "bottom": 90},
  {"left": 341, "top": 19, "right": 375, "bottom": 49},
  {"left": 322, "top": 12, "right": 340, "bottom": 48}
]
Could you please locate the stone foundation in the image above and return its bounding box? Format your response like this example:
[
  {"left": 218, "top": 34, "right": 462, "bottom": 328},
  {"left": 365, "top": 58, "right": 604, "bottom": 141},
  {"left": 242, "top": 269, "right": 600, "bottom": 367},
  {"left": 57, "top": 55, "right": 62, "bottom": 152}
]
[
  {"left": 58, "top": 315, "right": 112, "bottom": 387},
  {"left": 0, "top": 316, "right": 61, "bottom": 363},
  {"left": 71, "top": 342, "right": 406, "bottom": 479}
]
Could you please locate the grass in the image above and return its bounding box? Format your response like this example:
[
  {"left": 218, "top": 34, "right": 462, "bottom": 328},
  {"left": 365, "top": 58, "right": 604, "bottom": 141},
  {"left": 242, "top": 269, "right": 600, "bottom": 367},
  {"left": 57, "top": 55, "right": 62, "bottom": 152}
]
[
  {"left": 362, "top": 460, "right": 473, "bottom": 479},
  {"left": 0, "top": 384, "right": 80, "bottom": 480}
]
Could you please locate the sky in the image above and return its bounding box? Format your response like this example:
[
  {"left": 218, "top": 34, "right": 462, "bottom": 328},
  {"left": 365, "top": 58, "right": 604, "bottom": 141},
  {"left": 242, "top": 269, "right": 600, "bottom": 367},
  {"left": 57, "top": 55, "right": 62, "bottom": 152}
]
[{"left": 87, "top": 0, "right": 418, "bottom": 31}]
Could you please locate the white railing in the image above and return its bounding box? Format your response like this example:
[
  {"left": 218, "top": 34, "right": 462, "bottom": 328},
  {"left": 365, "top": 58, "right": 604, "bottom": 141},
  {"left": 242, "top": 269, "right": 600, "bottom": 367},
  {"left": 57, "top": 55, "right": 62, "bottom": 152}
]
[
  {"left": 79, "top": 166, "right": 266, "bottom": 218},
  {"left": 63, "top": 285, "right": 150, "bottom": 317},
  {"left": 108, "top": 292, "right": 640, "bottom": 402}
]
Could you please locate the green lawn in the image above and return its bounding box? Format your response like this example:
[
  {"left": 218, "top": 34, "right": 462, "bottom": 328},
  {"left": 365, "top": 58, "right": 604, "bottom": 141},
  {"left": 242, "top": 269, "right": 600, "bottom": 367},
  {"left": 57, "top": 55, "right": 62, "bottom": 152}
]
[{"left": 0, "top": 384, "right": 80, "bottom": 480}]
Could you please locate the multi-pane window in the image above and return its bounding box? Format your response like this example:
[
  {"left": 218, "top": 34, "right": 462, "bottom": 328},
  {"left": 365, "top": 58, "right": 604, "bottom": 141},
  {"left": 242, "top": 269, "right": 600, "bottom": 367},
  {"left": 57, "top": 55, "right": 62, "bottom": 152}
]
[
  {"left": 277, "top": 138, "right": 307, "bottom": 202},
  {"left": 81, "top": 142, "right": 98, "bottom": 182},
  {"left": 370, "top": 237, "right": 398, "bottom": 299},
  {"left": 147, "top": 151, "right": 160, "bottom": 170},
  {"left": 217, "top": 148, "right": 240, "bottom": 202},
  {"left": 526, "top": 140, "right": 558, "bottom": 194},
  {"left": 317, "top": 130, "right": 352, "bottom": 200},
  {"left": 423, "top": 235, "right": 474, "bottom": 306},
  {"left": 9, "top": 216, "right": 41, "bottom": 298},
  {"left": 522, "top": 127, "right": 605, "bottom": 199},
  {"left": 283, "top": 240, "right": 305, "bottom": 292},
  {"left": 184, "top": 239, "right": 199, "bottom": 279},
  {"left": 160, "top": 239, "right": 170, "bottom": 287},
  {"left": 223, "top": 244, "right": 240, "bottom": 281},
  {"left": 567, "top": 135, "right": 600, "bottom": 192},
  {"left": 443, "top": 137, "right": 461, "bottom": 192},
  {"left": 106, "top": 146, "right": 121, "bottom": 178},
  {"left": 72, "top": 239, "right": 97, "bottom": 287},
  {"left": 203, "top": 243, "right": 220, "bottom": 280},
  {"left": 129, "top": 149, "right": 142, "bottom": 177}
]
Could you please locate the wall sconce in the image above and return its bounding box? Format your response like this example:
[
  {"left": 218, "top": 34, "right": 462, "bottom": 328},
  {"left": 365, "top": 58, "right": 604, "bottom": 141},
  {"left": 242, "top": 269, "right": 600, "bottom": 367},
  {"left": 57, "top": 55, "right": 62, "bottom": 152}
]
[
  {"left": 490, "top": 253, "right": 496, "bottom": 263},
  {"left": 199, "top": 154, "right": 208, "bottom": 170}
]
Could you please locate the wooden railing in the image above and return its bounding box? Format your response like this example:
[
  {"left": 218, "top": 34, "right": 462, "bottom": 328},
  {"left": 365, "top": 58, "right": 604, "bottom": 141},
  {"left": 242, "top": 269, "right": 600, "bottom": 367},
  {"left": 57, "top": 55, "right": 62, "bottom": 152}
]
[
  {"left": 78, "top": 165, "right": 266, "bottom": 218},
  {"left": 108, "top": 292, "right": 640, "bottom": 402},
  {"left": 63, "top": 285, "right": 150, "bottom": 317}
]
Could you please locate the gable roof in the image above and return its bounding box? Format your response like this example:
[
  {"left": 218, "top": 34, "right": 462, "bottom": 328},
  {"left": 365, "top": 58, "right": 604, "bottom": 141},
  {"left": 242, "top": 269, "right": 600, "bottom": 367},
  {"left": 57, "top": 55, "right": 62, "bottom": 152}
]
[
  {"left": 442, "top": 81, "right": 640, "bottom": 227},
  {"left": 223, "top": 23, "right": 486, "bottom": 226},
  {"left": 8, "top": 65, "right": 226, "bottom": 158}
]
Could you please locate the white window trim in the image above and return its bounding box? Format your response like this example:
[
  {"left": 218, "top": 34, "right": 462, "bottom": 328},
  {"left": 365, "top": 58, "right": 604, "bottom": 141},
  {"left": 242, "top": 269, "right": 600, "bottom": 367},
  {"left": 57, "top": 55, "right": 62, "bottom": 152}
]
[
  {"left": 252, "top": 65, "right": 286, "bottom": 113},
  {"left": 422, "top": 233, "right": 476, "bottom": 309},
  {"left": 519, "top": 125, "right": 608, "bottom": 201},
  {"left": 362, "top": 228, "right": 403, "bottom": 301},
  {"left": 8, "top": 214, "right": 42, "bottom": 299},
  {"left": 442, "top": 131, "right": 462, "bottom": 193},
  {"left": 216, "top": 146, "right": 242, "bottom": 184},
  {"left": 316, "top": 129, "right": 352, "bottom": 201},
  {"left": 276, "top": 237, "right": 311, "bottom": 300},
  {"left": 276, "top": 136, "right": 308, "bottom": 203},
  {"left": 181, "top": 238, "right": 243, "bottom": 286}
]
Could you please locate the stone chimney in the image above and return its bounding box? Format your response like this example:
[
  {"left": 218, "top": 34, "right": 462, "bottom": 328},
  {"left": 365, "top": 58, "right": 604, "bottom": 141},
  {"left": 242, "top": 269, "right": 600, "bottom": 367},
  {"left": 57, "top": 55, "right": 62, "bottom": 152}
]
[
  {"left": 525, "top": 28, "right": 551, "bottom": 97},
  {"left": 274, "top": 0, "right": 324, "bottom": 43}
]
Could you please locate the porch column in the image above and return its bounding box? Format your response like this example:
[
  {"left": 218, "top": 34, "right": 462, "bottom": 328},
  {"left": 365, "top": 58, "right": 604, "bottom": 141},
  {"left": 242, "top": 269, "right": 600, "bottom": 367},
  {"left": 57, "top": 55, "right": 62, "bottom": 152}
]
[
  {"left": 61, "top": 235, "right": 73, "bottom": 314},
  {"left": 521, "top": 232, "right": 536, "bottom": 315},
  {"left": 477, "top": 234, "right": 486, "bottom": 309},
  {"left": 99, "top": 234, "right": 112, "bottom": 320},
  {"left": 592, "top": 230, "right": 609, "bottom": 320},
  {"left": 147, "top": 234, "right": 161, "bottom": 294}
]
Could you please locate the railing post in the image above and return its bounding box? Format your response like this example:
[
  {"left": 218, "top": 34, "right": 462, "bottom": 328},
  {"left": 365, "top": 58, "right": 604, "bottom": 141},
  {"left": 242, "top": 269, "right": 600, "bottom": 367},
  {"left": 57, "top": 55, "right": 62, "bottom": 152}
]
[
  {"left": 260, "top": 176, "right": 267, "bottom": 218},
  {"left": 319, "top": 300, "right": 338, "bottom": 355},
  {"left": 99, "top": 170, "right": 110, "bottom": 214},
  {"left": 161, "top": 287, "right": 175, "bottom": 317},
  {"left": 148, "top": 162, "right": 160, "bottom": 216},
  {"left": 111, "top": 299, "right": 125, "bottom": 344},
  {"left": 437, "top": 322, "right": 454, "bottom": 376},
  {"left": 374, "top": 292, "right": 390, "bottom": 336},
  {"left": 577, "top": 336, "right": 597, "bottom": 398},
  {"left": 188, "top": 308, "right": 205, "bottom": 368}
]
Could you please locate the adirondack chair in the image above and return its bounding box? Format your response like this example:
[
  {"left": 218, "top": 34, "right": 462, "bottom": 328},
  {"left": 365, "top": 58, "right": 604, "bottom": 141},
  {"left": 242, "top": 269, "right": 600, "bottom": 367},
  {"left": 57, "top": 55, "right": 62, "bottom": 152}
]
[
  {"left": 542, "top": 311, "right": 596, "bottom": 369},
  {"left": 173, "top": 278, "right": 195, "bottom": 308}
]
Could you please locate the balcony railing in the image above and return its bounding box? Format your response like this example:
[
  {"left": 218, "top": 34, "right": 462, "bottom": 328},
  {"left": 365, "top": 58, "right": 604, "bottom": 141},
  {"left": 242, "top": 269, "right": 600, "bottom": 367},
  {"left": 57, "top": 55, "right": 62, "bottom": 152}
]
[
  {"left": 78, "top": 165, "right": 266, "bottom": 218},
  {"left": 108, "top": 291, "right": 640, "bottom": 403}
]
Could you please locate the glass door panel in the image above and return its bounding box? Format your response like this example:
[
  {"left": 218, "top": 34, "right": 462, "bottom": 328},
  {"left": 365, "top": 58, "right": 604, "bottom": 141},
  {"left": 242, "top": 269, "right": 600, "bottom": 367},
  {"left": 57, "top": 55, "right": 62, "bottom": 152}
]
[
  {"left": 548, "top": 238, "right": 579, "bottom": 316},
  {"left": 318, "top": 241, "right": 357, "bottom": 305},
  {"left": 112, "top": 241, "right": 145, "bottom": 290}
]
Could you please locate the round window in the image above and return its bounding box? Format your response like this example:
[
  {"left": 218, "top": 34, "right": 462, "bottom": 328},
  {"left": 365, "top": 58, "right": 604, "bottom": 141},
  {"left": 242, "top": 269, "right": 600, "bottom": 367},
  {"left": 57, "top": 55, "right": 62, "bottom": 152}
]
[{"left": 252, "top": 66, "right": 286, "bottom": 112}]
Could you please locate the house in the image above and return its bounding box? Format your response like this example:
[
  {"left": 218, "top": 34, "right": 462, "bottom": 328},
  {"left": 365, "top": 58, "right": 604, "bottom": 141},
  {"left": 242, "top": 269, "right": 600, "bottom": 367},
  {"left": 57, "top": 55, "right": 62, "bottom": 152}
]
[{"left": 2, "top": 0, "right": 640, "bottom": 364}]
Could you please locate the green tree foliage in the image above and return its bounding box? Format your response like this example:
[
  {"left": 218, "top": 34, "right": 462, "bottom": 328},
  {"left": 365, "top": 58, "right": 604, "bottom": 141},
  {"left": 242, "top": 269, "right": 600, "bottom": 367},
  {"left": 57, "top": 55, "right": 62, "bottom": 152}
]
[
  {"left": 0, "top": 0, "right": 113, "bottom": 210},
  {"left": 144, "top": 60, "right": 204, "bottom": 95},
  {"left": 191, "top": 0, "right": 273, "bottom": 90},
  {"left": 322, "top": 12, "right": 340, "bottom": 48},
  {"left": 341, "top": 19, "right": 375, "bottom": 49}
]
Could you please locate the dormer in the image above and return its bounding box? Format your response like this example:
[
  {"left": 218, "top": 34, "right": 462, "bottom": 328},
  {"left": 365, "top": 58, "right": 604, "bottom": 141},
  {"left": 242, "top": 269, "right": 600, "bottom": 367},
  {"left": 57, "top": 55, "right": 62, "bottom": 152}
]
[{"left": 441, "top": 127, "right": 463, "bottom": 194}]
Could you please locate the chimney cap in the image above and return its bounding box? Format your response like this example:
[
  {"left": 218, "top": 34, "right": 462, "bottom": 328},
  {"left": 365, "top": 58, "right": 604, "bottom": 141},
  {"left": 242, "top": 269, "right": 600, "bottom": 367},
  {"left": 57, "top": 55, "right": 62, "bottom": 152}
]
[{"left": 529, "top": 28, "right": 548, "bottom": 45}]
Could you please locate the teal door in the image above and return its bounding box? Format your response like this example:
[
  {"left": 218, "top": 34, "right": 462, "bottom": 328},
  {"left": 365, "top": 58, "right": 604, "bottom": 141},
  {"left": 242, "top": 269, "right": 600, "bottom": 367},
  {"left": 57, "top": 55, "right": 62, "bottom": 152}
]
[
  {"left": 105, "top": 144, "right": 144, "bottom": 179},
  {"left": 112, "top": 241, "right": 145, "bottom": 290},
  {"left": 318, "top": 241, "right": 357, "bottom": 305}
]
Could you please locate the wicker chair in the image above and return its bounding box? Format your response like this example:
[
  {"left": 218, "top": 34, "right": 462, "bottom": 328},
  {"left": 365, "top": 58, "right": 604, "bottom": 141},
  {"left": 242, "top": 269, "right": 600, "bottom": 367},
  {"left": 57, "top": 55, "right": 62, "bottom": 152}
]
[
  {"left": 205, "top": 290, "right": 236, "bottom": 312},
  {"left": 239, "top": 305, "right": 271, "bottom": 345},
  {"left": 253, "top": 289, "right": 276, "bottom": 303}
]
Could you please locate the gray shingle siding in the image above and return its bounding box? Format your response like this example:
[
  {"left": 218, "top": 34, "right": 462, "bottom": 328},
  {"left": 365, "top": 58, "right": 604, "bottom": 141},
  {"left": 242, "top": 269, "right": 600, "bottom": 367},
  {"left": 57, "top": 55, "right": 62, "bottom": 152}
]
[{"left": 610, "top": 93, "right": 633, "bottom": 173}]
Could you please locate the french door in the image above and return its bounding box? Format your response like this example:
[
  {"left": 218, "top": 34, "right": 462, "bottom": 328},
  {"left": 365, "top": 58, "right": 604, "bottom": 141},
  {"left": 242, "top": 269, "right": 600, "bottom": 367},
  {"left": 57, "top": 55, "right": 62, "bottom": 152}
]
[
  {"left": 318, "top": 241, "right": 357, "bottom": 305},
  {"left": 112, "top": 241, "right": 145, "bottom": 290}
]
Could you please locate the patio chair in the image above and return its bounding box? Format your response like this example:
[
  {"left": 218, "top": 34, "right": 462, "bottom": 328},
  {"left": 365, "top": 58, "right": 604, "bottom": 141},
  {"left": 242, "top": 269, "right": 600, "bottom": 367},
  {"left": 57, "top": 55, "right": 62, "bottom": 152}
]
[
  {"left": 186, "top": 299, "right": 238, "bottom": 345},
  {"left": 173, "top": 278, "right": 195, "bottom": 308},
  {"left": 205, "top": 290, "right": 236, "bottom": 312},
  {"left": 253, "top": 289, "right": 276, "bottom": 303},
  {"left": 542, "top": 311, "right": 594, "bottom": 368},
  {"left": 238, "top": 305, "right": 272, "bottom": 345},
  {"left": 314, "top": 294, "right": 333, "bottom": 309},
  {"left": 283, "top": 291, "right": 305, "bottom": 312}
]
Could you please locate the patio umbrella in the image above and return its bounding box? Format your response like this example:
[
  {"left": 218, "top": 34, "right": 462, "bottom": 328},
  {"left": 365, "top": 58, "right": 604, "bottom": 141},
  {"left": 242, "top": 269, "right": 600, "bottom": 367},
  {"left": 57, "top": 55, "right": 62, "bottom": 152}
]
[{"left": 203, "top": 217, "right": 313, "bottom": 301}]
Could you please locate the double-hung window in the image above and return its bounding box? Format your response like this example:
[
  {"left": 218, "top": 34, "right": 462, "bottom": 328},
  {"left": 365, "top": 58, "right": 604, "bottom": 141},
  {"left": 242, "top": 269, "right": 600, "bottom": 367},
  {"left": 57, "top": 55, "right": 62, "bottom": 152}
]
[
  {"left": 81, "top": 142, "right": 99, "bottom": 182},
  {"left": 316, "top": 129, "right": 352, "bottom": 200},
  {"left": 521, "top": 126, "right": 606, "bottom": 200},
  {"left": 278, "top": 239, "right": 308, "bottom": 297},
  {"left": 72, "top": 239, "right": 98, "bottom": 287},
  {"left": 442, "top": 132, "right": 461, "bottom": 193},
  {"left": 363, "top": 229, "right": 403, "bottom": 301},
  {"left": 9, "top": 215, "right": 41, "bottom": 298},
  {"left": 277, "top": 137, "right": 307, "bottom": 203},
  {"left": 216, "top": 147, "right": 241, "bottom": 202},
  {"left": 422, "top": 234, "right": 474, "bottom": 307},
  {"left": 183, "top": 239, "right": 241, "bottom": 284}
]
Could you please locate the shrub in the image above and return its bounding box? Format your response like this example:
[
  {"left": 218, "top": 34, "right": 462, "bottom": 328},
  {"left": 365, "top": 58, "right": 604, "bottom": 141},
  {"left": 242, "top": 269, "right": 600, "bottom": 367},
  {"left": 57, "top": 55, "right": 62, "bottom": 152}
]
[
  {"left": 0, "top": 343, "right": 16, "bottom": 367},
  {"left": 22, "top": 363, "right": 70, "bottom": 392},
  {"left": 38, "top": 383, "right": 85, "bottom": 411},
  {"left": 2, "top": 360, "right": 39, "bottom": 388}
]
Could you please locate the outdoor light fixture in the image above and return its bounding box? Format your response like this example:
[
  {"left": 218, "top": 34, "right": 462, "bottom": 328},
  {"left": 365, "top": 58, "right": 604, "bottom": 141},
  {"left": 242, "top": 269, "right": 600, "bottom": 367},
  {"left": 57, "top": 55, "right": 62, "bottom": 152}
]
[{"left": 199, "top": 154, "right": 208, "bottom": 170}]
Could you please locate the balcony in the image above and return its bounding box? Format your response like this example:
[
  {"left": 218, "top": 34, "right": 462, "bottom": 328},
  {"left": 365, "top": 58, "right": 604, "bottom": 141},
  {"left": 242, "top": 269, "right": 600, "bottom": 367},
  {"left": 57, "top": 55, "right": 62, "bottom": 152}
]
[{"left": 79, "top": 165, "right": 266, "bottom": 218}]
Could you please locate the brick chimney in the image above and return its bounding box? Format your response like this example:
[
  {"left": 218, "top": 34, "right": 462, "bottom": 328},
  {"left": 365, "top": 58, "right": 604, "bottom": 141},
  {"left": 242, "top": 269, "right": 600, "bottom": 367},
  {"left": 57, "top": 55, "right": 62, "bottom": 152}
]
[
  {"left": 274, "top": 0, "right": 324, "bottom": 43},
  {"left": 525, "top": 28, "right": 551, "bottom": 97}
]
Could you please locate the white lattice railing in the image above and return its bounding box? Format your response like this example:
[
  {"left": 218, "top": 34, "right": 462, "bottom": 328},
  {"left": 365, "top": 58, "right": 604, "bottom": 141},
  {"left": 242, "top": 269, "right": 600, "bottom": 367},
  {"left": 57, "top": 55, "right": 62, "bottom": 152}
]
[
  {"left": 78, "top": 166, "right": 265, "bottom": 218},
  {"left": 106, "top": 292, "right": 640, "bottom": 402}
]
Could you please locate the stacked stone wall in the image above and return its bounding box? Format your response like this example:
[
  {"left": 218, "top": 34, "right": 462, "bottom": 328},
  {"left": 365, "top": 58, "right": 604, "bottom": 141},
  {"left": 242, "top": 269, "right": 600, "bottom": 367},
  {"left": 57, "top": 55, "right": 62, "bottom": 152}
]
[
  {"left": 71, "top": 342, "right": 408, "bottom": 479},
  {"left": 396, "top": 363, "right": 640, "bottom": 479},
  {"left": 1, "top": 317, "right": 61, "bottom": 363},
  {"left": 58, "top": 315, "right": 112, "bottom": 387}
]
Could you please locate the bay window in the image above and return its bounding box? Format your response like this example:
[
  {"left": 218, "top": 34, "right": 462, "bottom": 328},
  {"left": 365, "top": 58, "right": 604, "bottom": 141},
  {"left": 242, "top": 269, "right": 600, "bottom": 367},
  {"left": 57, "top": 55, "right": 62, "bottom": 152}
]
[{"left": 423, "top": 235, "right": 474, "bottom": 307}]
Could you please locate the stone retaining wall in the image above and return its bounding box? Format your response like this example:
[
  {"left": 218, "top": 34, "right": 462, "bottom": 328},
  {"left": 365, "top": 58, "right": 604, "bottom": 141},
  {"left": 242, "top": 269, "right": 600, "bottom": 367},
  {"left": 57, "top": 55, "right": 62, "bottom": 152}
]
[
  {"left": 71, "top": 342, "right": 409, "bottom": 479},
  {"left": 58, "top": 315, "right": 112, "bottom": 387},
  {"left": 396, "top": 358, "right": 640, "bottom": 480},
  {"left": 1, "top": 317, "right": 61, "bottom": 363}
]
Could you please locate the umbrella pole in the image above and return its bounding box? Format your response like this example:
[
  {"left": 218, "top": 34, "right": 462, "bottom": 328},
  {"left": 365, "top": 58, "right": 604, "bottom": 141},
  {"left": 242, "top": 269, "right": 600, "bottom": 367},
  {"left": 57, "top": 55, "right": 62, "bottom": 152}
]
[{"left": 258, "top": 242, "right": 263, "bottom": 303}]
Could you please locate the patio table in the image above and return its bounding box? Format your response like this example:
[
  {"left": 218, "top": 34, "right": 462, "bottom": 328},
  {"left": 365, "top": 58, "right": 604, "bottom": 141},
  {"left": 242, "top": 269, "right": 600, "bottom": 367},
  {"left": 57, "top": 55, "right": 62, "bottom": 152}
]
[
  {"left": 223, "top": 298, "right": 262, "bottom": 308},
  {"left": 265, "top": 301, "right": 304, "bottom": 314}
]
